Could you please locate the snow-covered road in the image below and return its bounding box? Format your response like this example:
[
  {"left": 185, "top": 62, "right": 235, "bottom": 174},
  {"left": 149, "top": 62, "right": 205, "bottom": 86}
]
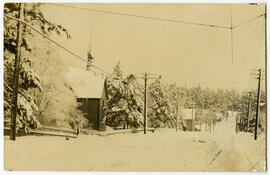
[
  {"left": 4, "top": 116, "right": 266, "bottom": 171},
  {"left": 207, "top": 116, "right": 266, "bottom": 171}
]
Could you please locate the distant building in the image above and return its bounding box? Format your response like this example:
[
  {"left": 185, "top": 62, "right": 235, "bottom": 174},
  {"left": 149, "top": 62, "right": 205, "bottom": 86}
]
[
  {"left": 181, "top": 108, "right": 195, "bottom": 131},
  {"left": 66, "top": 68, "right": 108, "bottom": 131},
  {"left": 215, "top": 112, "right": 223, "bottom": 121},
  {"left": 227, "top": 111, "right": 241, "bottom": 118},
  {"left": 260, "top": 103, "right": 266, "bottom": 113}
]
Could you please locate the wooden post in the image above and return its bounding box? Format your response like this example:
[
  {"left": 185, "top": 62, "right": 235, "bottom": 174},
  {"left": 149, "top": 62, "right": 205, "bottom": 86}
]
[
  {"left": 212, "top": 119, "right": 215, "bottom": 132},
  {"left": 176, "top": 102, "right": 179, "bottom": 132},
  {"left": 254, "top": 69, "right": 261, "bottom": 140},
  {"left": 10, "top": 3, "right": 24, "bottom": 141},
  {"left": 191, "top": 103, "right": 195, "bottom": 131},
  {"left": 210, "top": 120, "right": 212, "bottom": 133},
  {"left": 144, "top": 73, "right": 148, "bottom": 134},
  {"left": 235, "top": 115, "right": 238, "bottom": 133},
  {"left": 135, "top": 72, "right": 160, "bottom": 134},
  {"left": 246, "top": 92, "right": 252, "bottom": 132}
]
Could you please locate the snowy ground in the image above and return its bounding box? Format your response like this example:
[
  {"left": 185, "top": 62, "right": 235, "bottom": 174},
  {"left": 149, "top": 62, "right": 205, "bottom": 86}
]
[{"left": 4, "top": 116, "right": 266, "bottom": 172}]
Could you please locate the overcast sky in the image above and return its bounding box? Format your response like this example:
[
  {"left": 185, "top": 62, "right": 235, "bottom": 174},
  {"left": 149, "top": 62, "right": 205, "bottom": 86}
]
[{"left": 41, "top": 3, "right": 265, "bottom": 91}]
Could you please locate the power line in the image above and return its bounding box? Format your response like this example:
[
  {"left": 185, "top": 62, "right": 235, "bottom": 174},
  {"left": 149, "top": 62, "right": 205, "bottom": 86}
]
[
  {"left": 232, "top": 13, "right": 265, "bottom": 29},
  {"left": 4, "top": 14, "right": 110, "bottom": 75},
  {"left": 47, "top": 4, "right": 265, "bottom": 31},
  {"left": 46, "top": 4, "right": 265, "bottom": 66},
  {"left": 50, "top": 3, "right": 267, "bottom": 32},
  {"left": 47, "top": 4, "right": 231, "bottom": 30},
  {"left": 5, "top": 5, "right": 265, "bottom": 75},
  {"left": 230, "top": 7, "right": 234, "bottom": 64}
]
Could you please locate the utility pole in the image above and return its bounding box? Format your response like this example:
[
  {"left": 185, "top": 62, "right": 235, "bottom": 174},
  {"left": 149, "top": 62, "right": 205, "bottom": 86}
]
[
  {"left": 10, "top": 3, "right": 24, "bottom": 141},
  {"left": 254, "top": 69, "right": 262, "bottom": 140},
  {"left": 264, "top": 4, "right": 267, "bottom": 151},
  {"left": 191, "top": 102, "right": 195, "bottom": 131},
  {"left": 176, "top": 101, "right": 179, "bottom": 132},
  {"left": 135, "top": 72, "right": 161, "bottom": 134},
  {"left": 175, "top": 89, "right": 183, "bottom": 132},
  {"left": 144, "top": 73, "right": 148, "bottom": 134},
  {"left": 246, "top": 91, "right": 252, "bottom": 132}
]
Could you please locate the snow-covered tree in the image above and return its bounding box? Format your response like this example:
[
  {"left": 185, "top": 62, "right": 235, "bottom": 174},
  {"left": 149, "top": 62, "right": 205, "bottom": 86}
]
[
  {"left": 148, "top": 80, "right": 176, "bottom": 128},
  {"left": 4, "top": 3, "right": 71, "bottom": 131},
  {"left": 105, "top": 62, "right": 143, "bottom": 128}
]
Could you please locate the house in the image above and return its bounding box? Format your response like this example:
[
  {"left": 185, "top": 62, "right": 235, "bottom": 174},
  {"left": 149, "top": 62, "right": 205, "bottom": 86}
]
[
  {"left": 181, "top": 108, "right": 195, "bottom": 131},
  {"left": 66, "top": 68, "right": 108, "bottom": 131}
]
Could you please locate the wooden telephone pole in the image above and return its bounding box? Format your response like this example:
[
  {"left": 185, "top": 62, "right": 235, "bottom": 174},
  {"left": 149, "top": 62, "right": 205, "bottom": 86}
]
[
  {"left": 143, "top": 73, "right": 148, "bottom": 134},
  {"left": 191, "top": 103, "right": 195, "bottom": 131},
  {"left": 10, "top": 3, "right": 24, "bottom": 141},
  {"left": 176, "top": 102, "right": 179, "bottom": 132},
  {"left": 246, "top": 91, "right": 252, "bottom": 132},
  {"left": 135, "top": 72, "right": 161, "bottom": 134},
  {"left": 175, "top": 89, "right": 183, "bottom": 132},
  {"left": 254, "top": 69, "right": 262, "bottom": 140}
]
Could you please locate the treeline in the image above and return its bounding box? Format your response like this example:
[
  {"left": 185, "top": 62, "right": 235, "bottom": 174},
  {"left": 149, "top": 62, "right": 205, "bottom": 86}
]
[{"left": 105, "top": 62, "right": 266, "bottom": 129}]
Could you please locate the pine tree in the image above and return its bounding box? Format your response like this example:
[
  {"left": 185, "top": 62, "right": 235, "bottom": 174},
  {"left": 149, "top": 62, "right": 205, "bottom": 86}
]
[
  {"left": 105, "top": 62, "right": 143, "bottom": 128},
  {"left": 148, "top": 80, "right": 176, "bottom": 128},
  {"left": 4, "top": 3, "right": 71, "bottom": 131}
]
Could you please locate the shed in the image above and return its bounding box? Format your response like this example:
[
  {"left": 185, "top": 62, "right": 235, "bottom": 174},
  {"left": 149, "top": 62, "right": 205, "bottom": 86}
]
[
  {"left": 227, "top": 111, "right": 241, "bottom": 118},
  {"left": 66, "top": 68, "right": 108, "bottom": 131},
  {"left": 181, "top": 108, "right": 196, "bottom": 131},
  {"left": 260, "top": 103, "right": 266, "bottom": 113}
]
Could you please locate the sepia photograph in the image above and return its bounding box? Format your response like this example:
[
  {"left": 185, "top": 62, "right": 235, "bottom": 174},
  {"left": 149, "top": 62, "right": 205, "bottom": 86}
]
[{"left": 2, "top": 2, "right": 267, "bottom": 172}]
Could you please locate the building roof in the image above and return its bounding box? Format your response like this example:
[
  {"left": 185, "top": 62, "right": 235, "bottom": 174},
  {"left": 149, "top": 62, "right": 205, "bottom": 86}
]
[
  {"left": 181, "top": 109, "right": 195, "bottom": 120},
  {"left": 65, "top": 67, "right": 106, "bottom": 99},
  {"left": 227, "top": 111, "right": 241, "bottom": 118}
]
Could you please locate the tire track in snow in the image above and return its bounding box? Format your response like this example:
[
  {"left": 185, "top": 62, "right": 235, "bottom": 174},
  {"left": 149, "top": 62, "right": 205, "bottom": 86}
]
[{"left": 207, "top": 149, "right": 223, "bottom": 166}]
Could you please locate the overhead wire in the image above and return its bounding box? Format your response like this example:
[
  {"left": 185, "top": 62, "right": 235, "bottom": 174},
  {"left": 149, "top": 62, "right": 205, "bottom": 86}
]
[
  {"left": 232, "top": 13, "right": 265, "bottom": 29},
  {"left": 230, "top": 7, "right": 234, "bottom": 65},
  {"left": 255, "top": 17, "right": 265, "bottom": 69},
  {"left": 46, "top": 3, "right": 265, "bottom": 67},
  {"left": 4, "top": 14, "right": 110, "bottom": 75},
  {"left": 47, "top": 3, "right": 231, "bottom": 30},
  {"left": 247, "top": 18, "right": 265, "bottom": 91},
  {"left": 47, "top": 3, "right": 265, "bottom": 31},
  {"left": 5, "top": 4, "right": 265, "bottom": 77}
]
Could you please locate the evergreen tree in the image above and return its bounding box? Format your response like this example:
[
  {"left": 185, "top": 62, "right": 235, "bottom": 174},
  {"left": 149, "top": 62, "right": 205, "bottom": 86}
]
[
  {"left": 105, "top": 62, "right": 143, "bottom": 128},
  {"left": 4, "top": 3, "right": 70, "bottom": 131},
  {"left": 148, "top": 80, "right": 175, "bottom": 128}
]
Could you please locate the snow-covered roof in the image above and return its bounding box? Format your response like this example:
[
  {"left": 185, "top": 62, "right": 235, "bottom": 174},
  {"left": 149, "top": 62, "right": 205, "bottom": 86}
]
[
  {"left": 65, "top": 67, "right": 106, "bottom": 99},
  {"left": 181, "top": 109, "right": 195, "bottom": 120},
  {"left": 227, "top": 111, "right": 241, "bottom": 117}
]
